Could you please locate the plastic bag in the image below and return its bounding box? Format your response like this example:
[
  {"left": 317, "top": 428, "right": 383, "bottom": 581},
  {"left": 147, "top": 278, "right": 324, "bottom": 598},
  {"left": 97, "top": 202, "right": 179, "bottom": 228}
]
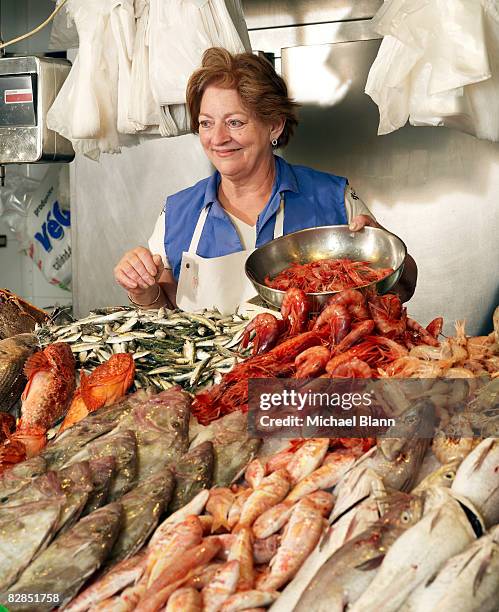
[
  {"left": 49, "top": 0, "right": 79, "bottom": 50},
  {"left": 366, "top": 0, "right": 498, "bottom": 141},
  {"left": 0, "top": 167, "right": 72, "bottom": 290}
]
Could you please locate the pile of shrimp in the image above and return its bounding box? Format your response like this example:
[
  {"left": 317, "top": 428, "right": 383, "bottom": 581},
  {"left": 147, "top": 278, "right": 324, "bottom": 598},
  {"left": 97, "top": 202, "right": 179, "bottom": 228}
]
[
  {"left": 65, "top": 437, "right": 373, "bottom": 612},
  {"left": 264, "top": 258, "right": 394, "bottom": 292},
  {"left": 192, "top": 287, "right": 443, "bottom": 424}
]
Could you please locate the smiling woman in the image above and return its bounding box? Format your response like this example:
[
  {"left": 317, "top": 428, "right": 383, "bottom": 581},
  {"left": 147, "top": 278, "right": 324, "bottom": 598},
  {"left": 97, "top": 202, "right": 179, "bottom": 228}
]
[{"left": 114, "top": 48, "right": 417, "bottom": 314}]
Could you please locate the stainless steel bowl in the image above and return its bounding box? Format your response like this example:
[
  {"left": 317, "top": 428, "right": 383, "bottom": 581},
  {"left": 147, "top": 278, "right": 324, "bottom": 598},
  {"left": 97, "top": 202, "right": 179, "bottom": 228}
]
[{"left": 245, "top": 225, "right": 407, "bottom": 311}]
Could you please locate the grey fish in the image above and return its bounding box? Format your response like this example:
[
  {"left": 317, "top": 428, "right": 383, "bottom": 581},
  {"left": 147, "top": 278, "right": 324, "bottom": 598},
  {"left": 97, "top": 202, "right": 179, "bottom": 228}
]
[
  {"left": 3, "top": 502, "right": 123, "bottom": 611},
  {"left": 169, "top": 441, "right": 214, "bottom": 512},
  {"left": 103, "top": 470, "right": 175, "bottom": 568},
  {"left": 82, "top": 456, "right": 117, "bottom": 516},
  {"left": 190, "top": 411, "right": 261, "bottom": 486},
  {"left": 1, "top": 470, "right": 63, "bottom": 508},
  {"left": 42, "top": 390, "right": 149, "bottom": 470},
  {"left": 65, "top": 430, "right": 138, "bottom": 501},
  {"left": 54, "top": 461, "right": 94, "bottom": 533},
  {"left": 0, "top": 499, "right": 61, "bottom": 591},
  {"left": 0, "top": 456, "right": 47, "bottom": 503},
  {"left": 115, "top": 388, "right": 190, "bottom": 483},
  {"left": 400, "top": 523, "right": 499, "bottom": 612},
  {"left": 295, "top": 493, "right": 425, "bottom": 612},
  {"left": 0, "top": 334, "right": 38, "bottom": 412}
]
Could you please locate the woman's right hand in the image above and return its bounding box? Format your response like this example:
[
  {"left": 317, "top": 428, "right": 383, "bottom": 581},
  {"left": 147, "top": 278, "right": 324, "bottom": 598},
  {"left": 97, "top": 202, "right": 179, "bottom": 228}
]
[{"left": 114, "top": 247, "right": 164, "bottom": 295}]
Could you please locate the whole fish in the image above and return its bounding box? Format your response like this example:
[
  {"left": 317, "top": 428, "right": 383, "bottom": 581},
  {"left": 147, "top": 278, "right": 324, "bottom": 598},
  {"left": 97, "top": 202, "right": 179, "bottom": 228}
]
[
  {"left": 412, "top": 459, "right": 461, "bottom": 495},
  {"left": 206, "top": 487, "right": 235, "bottom": 532},
  {"left": 65, "top": 430, "right": 138, "bottom": 501},
  {"left": 201, "top": 560, "right": 239, "bottom": 612},
  {"left": 400, "top": 524, "right": 499, "bottom": 612},
  {"left": 238, "top": 469, "right": 290, "bottom": 528},
  {"left": 82, "top": 456, "right": 117, "bottom": 516},
  {"left": 59, "top": 353, "right": 135, "bottom": 433},
  {"left": 270, "top": 482, "right": 388, "bottom": 612},
  {"left": 190, "top": 411, "right": 261, "bottom": 486},
  {"left": 0, "top": 456, "right": 46, "bottom": 501},
  {"left": 169, "top": 441, "right": 214, "bottom": 512},
  {"left": 43, "top": 390, "right": 149, "bottom": 470},
  {"left": 0, "top": 290, "right": 47, "bottom": 340},
  {"left": 167, "top": 587, "right": 202, "bottom": 612},
  {"left": 64, "top": 553, "right": 146, "bottom": 612},
  {"left": 1, "top": 470, "right": 62, "bottom": 508},
  {"left": 0, "top": 334, "right": 38, "bottom": 412},
  {"left": 228, "top": 527, "right": 254, "bottom": 591},
  {"left": 285, "top": 438, "right": 330, "bottom": 484},
  {"left": 53, "top": 461, "right": 94, "bottom": 533},
  {"left": 451, "top": 437, "right": 499, "bottom": 527},
  {"left": 350, "top": 489, "right": 478, "bottom": 612},
  {"left": 0, "top": 499, "right": 61, "bottom": 591},
  {"left": 103, "top": 470, "right": 175, "bottom": 568},
  {"left": 258, "top": 498, "right": 324, "bottom": 591},
  {"left": 20, "top": 342, "right": 75, "bottom": 430},
  {"left": 221, "top": 590, "right": 279, "bottom": 611},
  {"left": 115, "top": 388, "right": 190, "bottom": 482},
  {"left": 294, "top": 493, "right": 424, "bottom": 611},
  {"left": 3, "top": 502, "right": 123, "bottom": 611}
]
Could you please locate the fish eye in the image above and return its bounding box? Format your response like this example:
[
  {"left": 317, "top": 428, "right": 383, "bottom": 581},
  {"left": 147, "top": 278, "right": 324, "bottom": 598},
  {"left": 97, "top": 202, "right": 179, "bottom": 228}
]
[
  {"left": 444, "top": 471, "right": 455, "bottom": 480},
  {"left": 401, "top": 511, "right": 411, "bottom": 523}
]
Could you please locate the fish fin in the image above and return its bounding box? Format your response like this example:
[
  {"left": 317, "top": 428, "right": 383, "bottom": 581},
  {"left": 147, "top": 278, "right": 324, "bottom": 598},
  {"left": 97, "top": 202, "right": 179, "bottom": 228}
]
[
  {"left": 472, "top": 440, "right": 494, "bottom": 472},
  {"left": 457, "top": 548, "right": 481, "bottom": 577},
  {"left": 473, "top": 550, "right": 492, "bottom": 595},
  {"left": 23, "top": 351, "right": 49, "bottom": 378},
  {"left": 429, "top": 508, "right": 442, "bottom": 532},
  {"left": 354, "top": 554, "right": 385, "bottom": 571}
]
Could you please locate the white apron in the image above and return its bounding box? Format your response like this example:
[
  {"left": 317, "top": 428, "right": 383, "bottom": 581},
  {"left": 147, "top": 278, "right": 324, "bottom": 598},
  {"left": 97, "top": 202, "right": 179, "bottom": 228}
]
[{"left": 177, "top": 196, "right": 284, "bottom": 314}]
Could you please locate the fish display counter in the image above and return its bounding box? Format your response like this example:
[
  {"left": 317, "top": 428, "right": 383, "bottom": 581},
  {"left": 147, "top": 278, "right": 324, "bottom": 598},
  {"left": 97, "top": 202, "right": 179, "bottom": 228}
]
[{"left": 0, "top": 288, "right": 498, "bottom": 611}]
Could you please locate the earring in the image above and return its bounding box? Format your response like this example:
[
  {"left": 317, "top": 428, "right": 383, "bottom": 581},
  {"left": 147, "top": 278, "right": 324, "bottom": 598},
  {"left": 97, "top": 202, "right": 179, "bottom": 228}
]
[{"left": 271, "top": 138, "right": 278, "bottom": 147}]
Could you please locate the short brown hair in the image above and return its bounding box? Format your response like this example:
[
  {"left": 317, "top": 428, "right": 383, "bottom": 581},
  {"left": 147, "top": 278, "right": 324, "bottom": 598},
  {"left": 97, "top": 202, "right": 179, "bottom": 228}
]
[{"left": 186, "top": 47, "right": 299, "bottom": 148}]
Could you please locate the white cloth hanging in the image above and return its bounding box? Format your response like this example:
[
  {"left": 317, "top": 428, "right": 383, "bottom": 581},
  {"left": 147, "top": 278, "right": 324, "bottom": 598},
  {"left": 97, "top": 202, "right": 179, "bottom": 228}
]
[{"left": 366, "top": 0, "right": 499, "bottom": 142}]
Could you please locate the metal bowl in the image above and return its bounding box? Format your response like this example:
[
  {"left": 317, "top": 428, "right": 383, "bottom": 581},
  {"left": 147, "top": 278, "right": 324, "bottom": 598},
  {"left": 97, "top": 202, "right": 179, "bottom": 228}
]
[{"left": 245, "top": 225, "right": 407, "bottom": 311}]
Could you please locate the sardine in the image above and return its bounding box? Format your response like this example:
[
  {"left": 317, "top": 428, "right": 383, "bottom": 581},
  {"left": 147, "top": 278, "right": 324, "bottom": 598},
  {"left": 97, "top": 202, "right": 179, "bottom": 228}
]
[
  {"left": 115, "top": 388, "right": 190, "bottom": 483},
  {"left": 0, "top": 334, "right": 38, "bottom": 413},
  {"left": 191, "top": 411, "right": 261, "bottom": 486},
  {"left": 0, "top": 499, "right": 61, "bottom": 591},
  {"left": 350, "top": 490, "right": 477, "bottom": 612},
  {"left": 400, "top": 523, "right": 499, "bottom": 612},
  {"left": 82, "top": 456, "right": 117, "bottom": 516},
  {"left": 294, "top": 493, "right": 424, "bottom": 611},
  {"left": 3, "top": 503, "right": 123, "bottom": 611},
  {"left": 103, "top": 470, "right": 175, "bottom": 568},
  {"left": 169, "top": 441, "right": 214, "bottom": 512},
  {"left": 451, "top": 437, "right": 499, "bottom": 527},
  {"left": 66, "top": 430, "right": 138, "bottom": 500}
]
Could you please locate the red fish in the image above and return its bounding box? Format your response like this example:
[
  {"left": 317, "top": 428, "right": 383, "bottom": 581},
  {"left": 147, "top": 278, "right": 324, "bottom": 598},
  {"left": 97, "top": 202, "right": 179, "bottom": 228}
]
[{"left": 59, "top": 353, "right": 135, "bottom": 434}]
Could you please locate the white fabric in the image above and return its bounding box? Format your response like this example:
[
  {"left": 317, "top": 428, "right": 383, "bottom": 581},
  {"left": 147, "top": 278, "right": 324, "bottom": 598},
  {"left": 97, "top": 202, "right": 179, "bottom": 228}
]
[
  {"left": 46, "top": 0, "right": 138, "bottom": 159},
  {"left": 148, "top": 184, "right": 375, "bottom": 269},
  {"left": 366, "top": 0, "right": 499, "bottom": 141},
  {"left": 225, "top": 211, "right": 258, "bottom": 250},
  {"left": 176, "top": 196, "right": 284, "bottom": 314}
]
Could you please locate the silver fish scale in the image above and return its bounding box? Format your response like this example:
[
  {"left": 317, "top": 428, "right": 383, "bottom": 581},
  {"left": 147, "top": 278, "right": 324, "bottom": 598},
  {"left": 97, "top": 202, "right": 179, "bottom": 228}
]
[{"left": 34, "top": 305, "right": 252, "bottom": 393}]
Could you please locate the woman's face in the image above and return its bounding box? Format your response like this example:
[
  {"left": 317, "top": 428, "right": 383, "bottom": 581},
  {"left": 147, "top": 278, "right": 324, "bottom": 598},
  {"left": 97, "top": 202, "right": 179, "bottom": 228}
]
[{"left": 198, "top": 85, "right": 282, "bottom": 180}]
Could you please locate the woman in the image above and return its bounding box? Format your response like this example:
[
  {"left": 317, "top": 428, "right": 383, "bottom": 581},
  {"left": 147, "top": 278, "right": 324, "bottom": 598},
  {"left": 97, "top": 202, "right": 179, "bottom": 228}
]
[{"left": 114, "top": 48, "right": 417, "bottom": 313}]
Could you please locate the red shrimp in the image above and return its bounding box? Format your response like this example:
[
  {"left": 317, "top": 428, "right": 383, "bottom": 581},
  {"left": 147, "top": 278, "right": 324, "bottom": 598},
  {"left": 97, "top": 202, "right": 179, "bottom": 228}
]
[
  {"left": 329, "top": 357, "right": 372, "bottom": 378},
  {"left": 426, "top": 317, "right": 444, "bottom": 339},
  {"left": 312, "top": 303, "right": 351, "bottom": 344},
  {"left": 327, "top": 289, "right": 370, "bottom": 321},
  {"left": 240, "top": 314, "right": 284, "bottom": 356},
  {"left": 368, "top": 294, "right": 407, "bottom": 336},
  {"left": 281, "top": 288, "right": 311, "bottom": 336},
  {"left": 294, "top": 346, "right": 331, "bottom": 378},
  {"left": 331, "top": 319, "right": 375, "bottom": 354},
  {"left": 406, "top": 318, "right": 440, "bottom": 347}
]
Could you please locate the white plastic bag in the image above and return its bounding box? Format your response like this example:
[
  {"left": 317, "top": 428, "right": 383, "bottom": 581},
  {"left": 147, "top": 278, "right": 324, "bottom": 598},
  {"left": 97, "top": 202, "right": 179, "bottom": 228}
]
[{"left": 366, "top": 0, "right": 498, "bottom": 140}]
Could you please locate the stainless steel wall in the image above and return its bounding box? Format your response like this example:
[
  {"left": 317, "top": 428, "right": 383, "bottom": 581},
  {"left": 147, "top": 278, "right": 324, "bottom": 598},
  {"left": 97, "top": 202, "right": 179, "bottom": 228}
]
[{"left": 72, "top": 0, "right": 498, "bottom": 335}]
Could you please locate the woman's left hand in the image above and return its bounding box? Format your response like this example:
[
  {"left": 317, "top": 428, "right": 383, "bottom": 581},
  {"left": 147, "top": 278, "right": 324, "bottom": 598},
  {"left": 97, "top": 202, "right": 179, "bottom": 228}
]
[{"left": 348, "top": 214, "right": 382, "bottom": 231}]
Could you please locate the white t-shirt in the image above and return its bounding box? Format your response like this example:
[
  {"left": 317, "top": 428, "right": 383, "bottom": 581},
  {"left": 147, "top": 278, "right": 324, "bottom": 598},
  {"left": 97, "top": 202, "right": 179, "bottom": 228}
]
[{"left": 148, "top": 185, "right": 375, "bottom": 269}]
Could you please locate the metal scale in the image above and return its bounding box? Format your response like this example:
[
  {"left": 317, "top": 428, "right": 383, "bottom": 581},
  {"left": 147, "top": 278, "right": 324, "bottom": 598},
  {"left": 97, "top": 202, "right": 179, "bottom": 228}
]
[{"left": 0, "top": 55, "right": 74, "bottom": 167}]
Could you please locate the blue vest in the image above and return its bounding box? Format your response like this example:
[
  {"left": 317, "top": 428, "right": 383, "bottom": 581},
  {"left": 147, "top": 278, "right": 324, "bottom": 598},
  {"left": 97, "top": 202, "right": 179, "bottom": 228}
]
[{"left": 164, "top": 155, "right": 348, "bottom": 281}]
